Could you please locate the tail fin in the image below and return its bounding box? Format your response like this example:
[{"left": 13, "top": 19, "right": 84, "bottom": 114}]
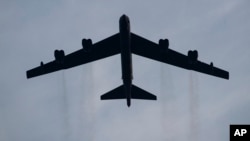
[
  {"left": 100, "top": 85, "right": 125, "bottom": 100},
  {"left": 131, "top": 85, "right": 157, "bottom": 100},
  {"left": 100, "top": 85, "right": 157, "bottom": 100}
]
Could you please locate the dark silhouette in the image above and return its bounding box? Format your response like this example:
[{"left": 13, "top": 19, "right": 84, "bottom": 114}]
[{"left": 26, "top": 14, "right": 229, "bottom": 107}]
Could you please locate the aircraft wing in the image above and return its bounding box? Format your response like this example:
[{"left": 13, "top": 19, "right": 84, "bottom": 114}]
[
  {"left": 27, "top": 33, "right": 120, "bottom": 78},
  {"left": 131, "top": 33, "right": 229, "bottom": 79}
]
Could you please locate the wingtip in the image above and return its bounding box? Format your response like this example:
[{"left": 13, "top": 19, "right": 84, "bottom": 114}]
[
  {"left": 26, "top": 71, "right": 32, "bottom": 79},
  {"left": 26, "top": 71, "right": 30, "bottom": 79},
  {"left": 226, "top": 72, "right": 230, "bottom": 80}
]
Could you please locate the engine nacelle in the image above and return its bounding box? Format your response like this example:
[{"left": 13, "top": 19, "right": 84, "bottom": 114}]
[
  {"left": 188, "top": 50, "right": 198, "bottom": 64},
  {"left": 54, "top": 50, "right": 65, "bottom": 64},
  {"left": 159, "top": 39, "right": 169, "bottom": 53},
  {"left": 82, "top": 39, "right": 92, "bottom": 52}
]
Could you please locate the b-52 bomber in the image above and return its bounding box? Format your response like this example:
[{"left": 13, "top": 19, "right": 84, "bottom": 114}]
[{"left": 26, "top": 14, "right": 229, "bottom": 107}]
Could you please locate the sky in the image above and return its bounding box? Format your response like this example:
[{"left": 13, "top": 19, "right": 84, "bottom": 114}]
[{"left": 0, "top": 0, "right": 250, "bottom": 141}]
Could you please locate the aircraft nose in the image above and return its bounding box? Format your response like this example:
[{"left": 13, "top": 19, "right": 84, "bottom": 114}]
[
  {"left": 120, "top": 14, "right": 127, "bottom": 22},
  {"left": 121, "top": 14, "right": 127, "bottom": 19}
]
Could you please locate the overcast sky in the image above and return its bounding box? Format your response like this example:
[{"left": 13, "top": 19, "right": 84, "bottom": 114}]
[{"left": 1, "top": 0, "right": 250, "bottom": 141}]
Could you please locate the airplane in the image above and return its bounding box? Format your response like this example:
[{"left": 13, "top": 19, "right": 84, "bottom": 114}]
[{"left": 26, "top": 14, "right": 229, "bottom": 107}]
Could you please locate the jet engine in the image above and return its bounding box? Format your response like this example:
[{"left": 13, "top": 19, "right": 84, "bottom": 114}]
[
  {"left": 54, "top": 50, "right": 65, "bottom": 64},
  {"left": 82, "top": 39, "right": 92, "bottom": 52},
  {"left": 188, "top": 50, "right": 198, "bottom": 64},
  {"left": 159, "top": 39, "right": 169, "bottom": 53}
]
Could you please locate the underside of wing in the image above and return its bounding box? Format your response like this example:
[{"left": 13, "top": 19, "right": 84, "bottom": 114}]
[
  {"left": 27, "top": 33, "right": 120, "bottom": 78},
  {"left": 131, "top": 33, "right": 229, "bottom": 79}
]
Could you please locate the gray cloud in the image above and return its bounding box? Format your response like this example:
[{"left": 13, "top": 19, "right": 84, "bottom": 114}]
[{"left": 0, "top": 0, "right": 249, "bottom": 141}]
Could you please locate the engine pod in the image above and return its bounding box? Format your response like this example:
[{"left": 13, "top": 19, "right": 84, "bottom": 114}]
[
  {"left": 159, "top": 39, "right": 169, "bottom": 53},
  {"left": 82, "top": 39, "right": 92, "bottom": 52},
  {"left": 188, "top": 50, "right": 198, "bottom": 64},
  {"left": 54, "top": 50, "right": 65, "bottom": 65}
]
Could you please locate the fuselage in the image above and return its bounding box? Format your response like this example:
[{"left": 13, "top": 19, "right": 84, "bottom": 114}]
[{"left": 119, "top": 15, "right": 133, "bottom": 107}]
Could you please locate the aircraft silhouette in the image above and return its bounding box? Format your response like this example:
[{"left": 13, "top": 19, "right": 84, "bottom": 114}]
[{"left": 26, "top": 14, "right": 229, "bottom": 107}]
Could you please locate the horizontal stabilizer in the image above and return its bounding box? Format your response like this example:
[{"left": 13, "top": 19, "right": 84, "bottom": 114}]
[
  {"left": 131, "top": 85, "right": 157, "bottom": 100},
  {"left": 100, "top": 85, "right": 157, "bottom": 100},
  {"left": 101, "top": 85, "right": 125, "bottom": 100}
]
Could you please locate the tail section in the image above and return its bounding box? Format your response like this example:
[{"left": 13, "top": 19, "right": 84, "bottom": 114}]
[
  {"left": 100, "top": 85, "right": 157, "bottom": 100},
  {"left": 131, "top": 85, "right": 157, "bottom": 100},
  {"left": 100, "top": 85, "right": 125, "bottom": 100}
]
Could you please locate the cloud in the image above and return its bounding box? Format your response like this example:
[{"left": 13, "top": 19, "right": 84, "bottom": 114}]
[{"left": 1, "top": 0, "right": 249, "bottom": 141}]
